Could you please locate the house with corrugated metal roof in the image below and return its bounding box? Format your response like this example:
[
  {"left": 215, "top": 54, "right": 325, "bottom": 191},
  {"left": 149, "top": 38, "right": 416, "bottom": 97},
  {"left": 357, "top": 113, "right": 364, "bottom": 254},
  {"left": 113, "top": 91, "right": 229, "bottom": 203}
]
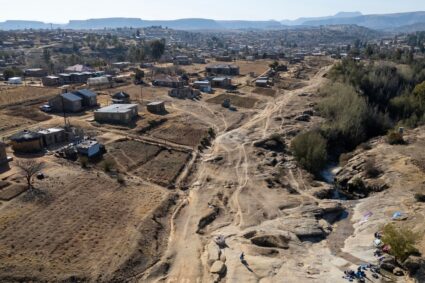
[{"left": 48, "top": 93, "right": 83, "bottom": 113}]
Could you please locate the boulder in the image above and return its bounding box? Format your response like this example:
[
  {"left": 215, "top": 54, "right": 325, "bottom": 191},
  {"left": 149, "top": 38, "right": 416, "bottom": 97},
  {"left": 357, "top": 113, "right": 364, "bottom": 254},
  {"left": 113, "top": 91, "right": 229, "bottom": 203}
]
[
  {"left": 207, "top": 242, "right": 221, "bottom": 266},
  {"left": 403, "top": 256, "right": 424, "bottom": 275},
  {"left": 210, "top": 261, "right": 226, "bottom": 274},
  {"left": 294, "top": 114, "right": 310, "bottom": 122},
  {"left": 380, "top": 255, "right": 396, "bottom": 272},
  {"left": 393, "top": 267, "right": 404, "bottom": 276}
]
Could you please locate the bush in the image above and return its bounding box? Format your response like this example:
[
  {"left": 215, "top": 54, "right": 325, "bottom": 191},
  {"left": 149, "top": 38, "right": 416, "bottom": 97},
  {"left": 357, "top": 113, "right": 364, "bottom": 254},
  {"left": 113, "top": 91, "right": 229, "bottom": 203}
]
[
  {"left": 364, "top": 158, "right": 381, "bottom": 178},
  {"left": 414, "top": 193, "right": 425, "bottom": 202},
  {"left": 79, "top": 156, "right": 89, "bottom": 168},
  {"left": 339, "top": 152, "right": 353, "bottom": 166},
  {"left": 101, "top": 158, "right": 116, "bottom": 172},
  {"left": 117, "top": 174, "right": 126, "bottom": 185},
  {"left": 291, "top": 130, "right": 327, "bottom": 175},
  {"left": 387, "top": 130, "right": 405, "bottom": 145},
  {"left": 382, "top": 224, "right": 419, "bottom": 262}
]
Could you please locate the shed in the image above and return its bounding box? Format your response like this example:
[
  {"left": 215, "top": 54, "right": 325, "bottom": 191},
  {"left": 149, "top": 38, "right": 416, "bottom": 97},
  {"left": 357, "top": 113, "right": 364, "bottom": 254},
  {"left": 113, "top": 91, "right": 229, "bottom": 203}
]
[
  {"left": 255, "top": 79, "right": 268, "bottom": 87},
  {"left": 87, "top": 76, "right": 110, "bottom": 88},
  {"left": 193, "top": 80, "right": 212, "bottom": 93},
  {"left": 77, "top": 140, "right": 100, "bottom": 157},
  {"left": 10, "top": 130, "right": 43, "bottom": 153},
  {"left": 42, "top": 75, "right": 61, "bottom": 86},
  {"left": 38, "top": 128, "right": 66, "bottom": 147},
  {"left": 111, "top": 92, "right": 131, "bottom": 104},
  {"left": 147, "top": 101, "right": 166, "bottom": 114},
  {"left": 8, "top": 77, "right": 22, "bottom": 85}
]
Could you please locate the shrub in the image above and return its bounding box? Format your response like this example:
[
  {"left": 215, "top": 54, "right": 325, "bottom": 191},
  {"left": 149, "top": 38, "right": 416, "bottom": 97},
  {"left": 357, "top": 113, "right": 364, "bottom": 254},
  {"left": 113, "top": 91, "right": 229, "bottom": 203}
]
[
  {"left": 382, "top": 224, "right": 419, "bottom": 262},
  {"left": 117, "top": 174, "right": 126, "bottom": 185},
  {"left": 387, "top": 130, "right": 405, "bottom": 145},
  {"left": 339, "top": 152, "right": 353, "bottom": 166},
  {"left": 101, "top": 158, "right": 116, "bottom": 172},
  {"left": 364, "top": 158, "right": 381, "bottom": 178},
  {"left": 291, "top": 130, "right": 327, "bottom": 175},
  {"left": 79, "top": 156, "right": 89, "bottom": 168},
  {"left": 414, "top": 193, "right": 425, "bottom": 202}
]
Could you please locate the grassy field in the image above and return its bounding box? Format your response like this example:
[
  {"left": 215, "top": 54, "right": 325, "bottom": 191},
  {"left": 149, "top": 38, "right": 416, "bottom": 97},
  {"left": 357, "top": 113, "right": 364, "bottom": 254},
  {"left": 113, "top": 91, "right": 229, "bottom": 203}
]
[{"left": 0, "top": 86, "right": 58, "bottom": 107}]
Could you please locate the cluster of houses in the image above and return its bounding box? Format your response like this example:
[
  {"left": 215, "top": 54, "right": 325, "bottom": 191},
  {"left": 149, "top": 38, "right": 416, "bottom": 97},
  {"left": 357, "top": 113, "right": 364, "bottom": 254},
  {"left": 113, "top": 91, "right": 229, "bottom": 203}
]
[{"left": 7, "top": 126, "right": 103, "bottom": 158}]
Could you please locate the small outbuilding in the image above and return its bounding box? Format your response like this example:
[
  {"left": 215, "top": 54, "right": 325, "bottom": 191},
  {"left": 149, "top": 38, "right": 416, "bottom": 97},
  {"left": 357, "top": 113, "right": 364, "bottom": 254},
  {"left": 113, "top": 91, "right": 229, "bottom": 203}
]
[
  {"left": 147, "top": 101, "right": 166, "bottom": 114},
  {"left": 38, "top": 128, "right": 66, "bottom": 147},
  {"left": 111, "top": 92, "right": 131, "bottom": 104},
  {"left": 9, "top": 130, "right": 43, "bottom": 153},
  {"left": 42, "top": 75, "right": 61, "bottom": 86},
  {"left": 0, "top": 142, "right": 12, "bottom": 165},
  {"left": 169, "top": 87, "right": 201, "bottom": 99},
  {"left": 193, "top": 80, "right": 212, "bottom": 93},
  {"left": 8, "top": 77, "right": 22, "bottom": 85},
  {"left": 77, "top": 140, "right": 100, "bottom": 157}
]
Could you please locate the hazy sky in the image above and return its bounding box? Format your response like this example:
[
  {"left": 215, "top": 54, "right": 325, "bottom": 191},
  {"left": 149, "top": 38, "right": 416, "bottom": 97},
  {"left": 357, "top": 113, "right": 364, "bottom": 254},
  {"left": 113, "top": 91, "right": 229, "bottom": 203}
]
[{"left": 1, "top": 0, "right": 425, "bottom": 22}]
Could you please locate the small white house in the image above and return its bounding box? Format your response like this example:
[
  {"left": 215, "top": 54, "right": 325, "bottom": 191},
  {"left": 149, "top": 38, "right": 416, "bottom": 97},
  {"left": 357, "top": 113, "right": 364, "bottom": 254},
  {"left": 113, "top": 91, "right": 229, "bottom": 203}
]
[
  {"left": 77, "top": 140, "right": 100, "bottom": 157},
  {"left": 8, "top": 77, "right": 22, "bottom": 85}
]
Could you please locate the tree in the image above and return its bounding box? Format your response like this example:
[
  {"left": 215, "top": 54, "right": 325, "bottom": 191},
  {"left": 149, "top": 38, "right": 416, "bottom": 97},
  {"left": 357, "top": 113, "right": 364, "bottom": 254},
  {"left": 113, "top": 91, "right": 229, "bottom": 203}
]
[
  {"left": 382, "top": 224, "right": 419, "bottom": 262},
  {"left": 150, "top": 39, "right": 165, "bottom": 61},
  {"left": 3, "top": 68, "right": 15, "bottom": 80},
  {"left": 291, "top": 130, "right": 327, "bottom": 175},
  {"left": 16, "top": 160, "right": 45, "bottom": 190}
]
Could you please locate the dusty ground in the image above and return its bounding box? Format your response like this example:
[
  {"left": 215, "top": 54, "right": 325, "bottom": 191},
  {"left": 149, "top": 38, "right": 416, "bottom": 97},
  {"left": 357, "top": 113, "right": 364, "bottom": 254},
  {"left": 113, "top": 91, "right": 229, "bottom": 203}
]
[
  {"left": 1, "top": 56, "right": 422, "bottom": 282},
  {"left": 0, "top": 157, "right": 172, "bottom": 282}
]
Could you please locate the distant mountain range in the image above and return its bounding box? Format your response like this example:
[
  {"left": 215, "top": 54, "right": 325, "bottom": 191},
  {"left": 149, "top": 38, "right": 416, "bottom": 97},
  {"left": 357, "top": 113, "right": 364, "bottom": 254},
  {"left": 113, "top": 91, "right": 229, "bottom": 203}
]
[{"left": 1, "top": 11, "right": 425, "bottom": 31}]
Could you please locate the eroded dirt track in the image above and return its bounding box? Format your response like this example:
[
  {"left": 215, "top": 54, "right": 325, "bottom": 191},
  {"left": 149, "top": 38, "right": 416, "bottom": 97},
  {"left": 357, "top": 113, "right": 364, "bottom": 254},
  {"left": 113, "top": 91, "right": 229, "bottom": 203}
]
[{"left": 137, "top": 66, "right": 353, "bottom": 283}]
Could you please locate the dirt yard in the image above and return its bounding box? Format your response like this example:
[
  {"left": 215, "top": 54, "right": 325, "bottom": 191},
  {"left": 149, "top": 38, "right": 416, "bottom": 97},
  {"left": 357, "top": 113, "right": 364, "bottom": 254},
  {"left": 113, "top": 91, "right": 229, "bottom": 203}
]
[
  {"left": 105, "top": 139, "right": 191, "bottom": 186},
  {"left": 207, "top": 93, "right": 259, "bottom": 109},
  {"left": 0, "top": 159, "right": 171, "bottom": 282}
]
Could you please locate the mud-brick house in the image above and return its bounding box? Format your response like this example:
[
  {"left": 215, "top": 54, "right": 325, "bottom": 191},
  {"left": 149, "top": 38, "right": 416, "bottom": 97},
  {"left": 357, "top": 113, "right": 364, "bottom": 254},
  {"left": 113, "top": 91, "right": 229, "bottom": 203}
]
[{"left": 9, "top": 130, "right": 43, "bottom": 153}]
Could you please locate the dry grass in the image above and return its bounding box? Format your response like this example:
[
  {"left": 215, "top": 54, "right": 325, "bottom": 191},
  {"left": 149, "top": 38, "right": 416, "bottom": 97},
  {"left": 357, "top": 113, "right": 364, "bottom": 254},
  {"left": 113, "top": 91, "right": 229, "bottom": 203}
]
[
  {"left": 236, "top": 60, "right": 273, "bottom": 76},
  {"left": 0, "top": 86, "right": 58, "bottom": 107},
  {"left": 133, "top": 149, "right": 190, "bottom": 187},
  {"left": 0, "top": 164, "right": 168, "bottom": 281}
]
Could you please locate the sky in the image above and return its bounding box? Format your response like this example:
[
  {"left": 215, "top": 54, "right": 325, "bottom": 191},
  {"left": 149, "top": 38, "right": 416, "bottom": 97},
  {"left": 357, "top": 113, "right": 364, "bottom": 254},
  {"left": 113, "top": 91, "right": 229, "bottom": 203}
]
[{"left": 1, "top": 0, "right": 425, "bottom": 22}]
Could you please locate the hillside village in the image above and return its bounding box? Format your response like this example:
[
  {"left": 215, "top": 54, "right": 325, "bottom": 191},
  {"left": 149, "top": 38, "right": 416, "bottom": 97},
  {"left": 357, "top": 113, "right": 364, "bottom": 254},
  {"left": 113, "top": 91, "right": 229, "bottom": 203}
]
[{"left": 0, "top": 22, "right": 424, "bottom": 283}]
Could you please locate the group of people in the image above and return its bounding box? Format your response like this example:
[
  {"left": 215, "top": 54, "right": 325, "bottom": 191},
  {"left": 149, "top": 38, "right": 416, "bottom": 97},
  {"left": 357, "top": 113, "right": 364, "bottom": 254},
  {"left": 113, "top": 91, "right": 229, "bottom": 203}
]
[
  {"left": 343, "top": 231, "right": 388, "bottom": 282},
  {"left": 373, "top": 231, "right": 391, "bottom": 262},
  {"left": 343, "top": 264, "right": 380, "bottom": 282}
]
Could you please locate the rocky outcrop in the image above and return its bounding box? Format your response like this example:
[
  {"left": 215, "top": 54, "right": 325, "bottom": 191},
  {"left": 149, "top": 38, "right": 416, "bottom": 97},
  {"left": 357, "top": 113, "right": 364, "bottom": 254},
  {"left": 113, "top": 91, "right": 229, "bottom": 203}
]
[{"left": 335, "top": 155, "right": 388, "bottom": 199}]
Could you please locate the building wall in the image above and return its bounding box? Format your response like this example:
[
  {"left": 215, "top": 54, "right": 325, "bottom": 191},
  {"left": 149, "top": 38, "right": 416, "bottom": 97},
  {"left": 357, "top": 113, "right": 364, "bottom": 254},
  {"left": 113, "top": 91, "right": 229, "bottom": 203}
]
[
  {"left": 11, "top": 139, "right": 43, "bottom": 153},
  {"left": 0, "top": 144, "right": 7, "bottom": 163}
]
